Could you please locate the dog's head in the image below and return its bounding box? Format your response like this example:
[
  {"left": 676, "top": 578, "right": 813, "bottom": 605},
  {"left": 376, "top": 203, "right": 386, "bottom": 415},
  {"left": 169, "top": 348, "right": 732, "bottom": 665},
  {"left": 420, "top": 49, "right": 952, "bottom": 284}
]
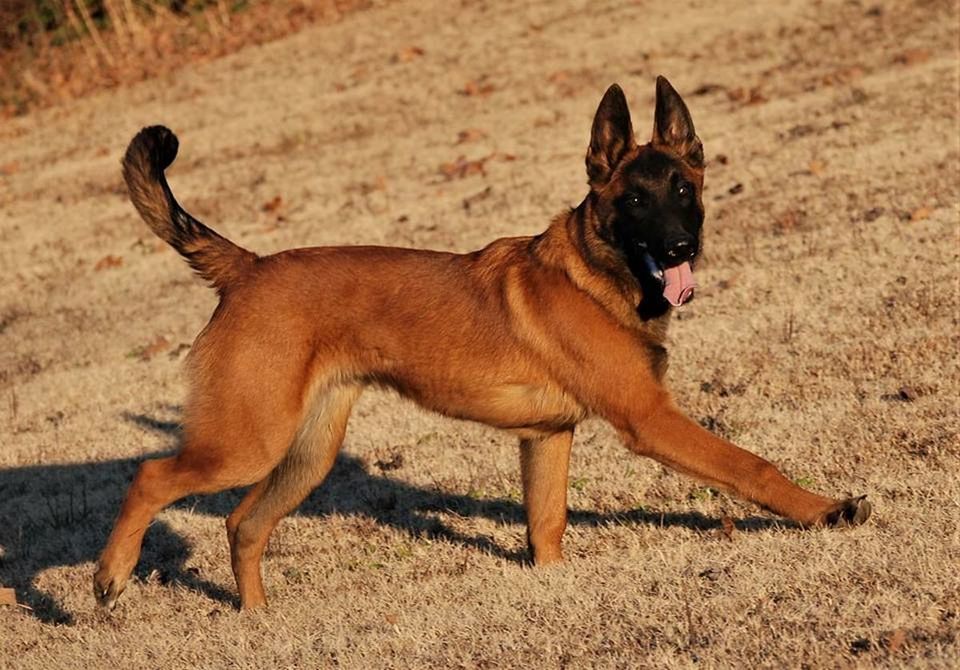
[{"left": 585, "top": 77, "right": 705, "bottom": 317}]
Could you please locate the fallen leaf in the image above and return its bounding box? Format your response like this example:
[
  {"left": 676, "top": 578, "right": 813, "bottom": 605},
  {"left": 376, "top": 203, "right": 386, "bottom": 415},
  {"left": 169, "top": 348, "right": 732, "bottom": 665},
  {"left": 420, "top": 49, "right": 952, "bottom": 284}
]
[
  {"left": 461, "top": 78, "right": 495, "bottom": 97},
  {"left": 698, "top": 567, "right": 721, "bottom": 581},
  {"left": 462, "top": 186, "right": 493, "bottom": 211},
  {"left": 0, "top": 161, "right": 20, "bottom": 176},
  {"left": 808, "top": 160, "right": 826, "bottom": 176},
  {"left": 375, "top": 453, "right": 404, "bottom": 471},
  {"left": 533, "top": 114, "right": 560, "bottom": 128},
  {"left": 262, "top": 195, "right": 283, "bottom": 213},
  {"left": 385, "top": 613, "right": 398, "bottom": 624},
  {"left": 910, "top": 206, "right": 931, "bottom": 222},
  {"left": 439, "top": 155, "right": 490, "bottom": 180},
  {"left": 139, "top": 336, "right": 171, "bottom": 361},
  {"left": 897, "top": 386, "right": 918, "bottom": 402},
  {"left": 727, "top": 87, "right": 766, "bottom": 105},
  {"left": 392, "top": 46, "right": 424, "bottom": 63},
  {"left": 821, "top": 65, "right": 865, "bottom": 86},
  {"left": 774, "top": 210, "right": 802, "bottom": 234},
  {"left": 720, "top": 516, "right": 736, "bottom": 541},
  {"left": 894, "top": 48, "right": 931, "bottom": 66},
  {"left": 692, "top": 83, "right": 725, "bottom": 96},
  {"left": 168, "top": 342, "right": 192, "bottom": 359},
  {"left": 883, "top": 628, "right": 907, "bottom": 653},
  {"left": 94, "top": 255, "right": 123, "bottom": 271},
  {"left": 345, "top": 178, "right": 388, "bottom": 196},
  {"left": 131, "top": 238, "right": 166, "bottom": 255},
  {"left": 717, "top": 276, "right": 736, "bottom": 290},
  {"left": 456, "top": 128, "right": 487, "bottom": 144},
  {"left": 0, "top": 588, "right": 16, "bottom": 606},
  {"left": 546, "top": 68, "right": 594, "bottom": 98}
]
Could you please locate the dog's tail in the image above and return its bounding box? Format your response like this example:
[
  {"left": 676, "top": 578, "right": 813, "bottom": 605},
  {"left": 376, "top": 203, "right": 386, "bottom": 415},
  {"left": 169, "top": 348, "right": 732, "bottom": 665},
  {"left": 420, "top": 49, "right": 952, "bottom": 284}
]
[{"left": 122, "top": 125, "right": 256, "bottom": 293}]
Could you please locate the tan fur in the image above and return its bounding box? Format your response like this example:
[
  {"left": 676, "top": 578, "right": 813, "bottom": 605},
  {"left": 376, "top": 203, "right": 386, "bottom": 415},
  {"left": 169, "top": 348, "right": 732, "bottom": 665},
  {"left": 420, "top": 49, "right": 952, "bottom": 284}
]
[{"left": 94, "top": 81, "right": 870, "bottom": 611}]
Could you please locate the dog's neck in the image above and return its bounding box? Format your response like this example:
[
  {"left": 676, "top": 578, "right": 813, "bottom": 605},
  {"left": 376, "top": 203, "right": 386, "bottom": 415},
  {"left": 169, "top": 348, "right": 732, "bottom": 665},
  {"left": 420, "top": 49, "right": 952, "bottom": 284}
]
[{"left": 531, "top": 200, "right": 671, "bottom": 341}]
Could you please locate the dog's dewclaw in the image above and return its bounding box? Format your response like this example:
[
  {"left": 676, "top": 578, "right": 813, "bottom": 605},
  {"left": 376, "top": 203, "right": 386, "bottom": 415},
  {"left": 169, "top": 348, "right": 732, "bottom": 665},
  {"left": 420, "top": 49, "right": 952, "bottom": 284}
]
[{"left": 823, "top": 495, "right": 872, "bottom": 527}]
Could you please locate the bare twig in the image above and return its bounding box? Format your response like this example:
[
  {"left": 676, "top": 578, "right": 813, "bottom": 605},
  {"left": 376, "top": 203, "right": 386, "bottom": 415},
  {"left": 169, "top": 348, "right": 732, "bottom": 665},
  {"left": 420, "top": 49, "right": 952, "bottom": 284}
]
[
  {"left": 63, "top": 3, "right": 100, "bottom": 69},
  {"left": 73, "top": 0, "right": 116, "bottom": 66},
  {"left": 103, "top": 0, "right": 130, "bottom": 47},
  {"left": 205, "top": 7, "right": 223, "bottom": 40},
  {"left": 7, "top": 388, "right": 17, "bottom": 426},
  {"left": 122, "top": 0, "right": 142, "bottom": 36},
  {"left": 782, "top": 309, "right": 796, "bottom": 344},
  {"left": 217, "top": 0, "right": 231, "bottom": 28}
]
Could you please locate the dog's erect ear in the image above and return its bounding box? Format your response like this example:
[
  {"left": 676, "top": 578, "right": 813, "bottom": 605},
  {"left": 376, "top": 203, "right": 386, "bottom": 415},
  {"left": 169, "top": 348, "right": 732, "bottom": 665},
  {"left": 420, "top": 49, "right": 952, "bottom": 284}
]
[
  {"left": 652, "top": 76, "right": 703, "bottom": 167},
  {"left": 586, "top": 84, "right": 636, "bottom": 186}
]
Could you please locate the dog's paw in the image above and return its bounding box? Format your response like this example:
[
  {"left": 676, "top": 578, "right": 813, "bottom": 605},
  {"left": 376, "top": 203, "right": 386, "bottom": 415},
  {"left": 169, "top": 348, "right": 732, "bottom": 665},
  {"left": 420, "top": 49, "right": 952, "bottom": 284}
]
[
  {"left": 92, "top": 566, "right": 125, "bottom": 611},
  {"left": 821, "top": 495, "right": 872, "bottom": 528}
]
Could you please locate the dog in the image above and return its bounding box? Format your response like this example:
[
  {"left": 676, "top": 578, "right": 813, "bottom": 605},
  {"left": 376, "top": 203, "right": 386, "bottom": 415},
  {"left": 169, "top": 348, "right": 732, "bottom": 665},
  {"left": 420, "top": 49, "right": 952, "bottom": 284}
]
[{"left": 94, "top": 76, "right": 871, "bottom": 611}]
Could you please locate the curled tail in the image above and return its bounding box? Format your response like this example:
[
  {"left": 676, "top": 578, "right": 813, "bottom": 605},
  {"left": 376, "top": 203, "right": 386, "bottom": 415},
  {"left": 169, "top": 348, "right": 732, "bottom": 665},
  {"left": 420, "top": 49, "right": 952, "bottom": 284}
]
[{"left": 122, "top": 125, "right": 256, "bottom": 293}]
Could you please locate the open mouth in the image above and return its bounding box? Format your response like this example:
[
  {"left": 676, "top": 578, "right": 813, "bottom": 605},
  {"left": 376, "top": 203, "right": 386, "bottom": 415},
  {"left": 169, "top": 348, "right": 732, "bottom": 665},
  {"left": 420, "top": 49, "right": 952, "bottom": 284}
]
[{"left": 637, "top": 247, "right": 697, "bottom": 307}]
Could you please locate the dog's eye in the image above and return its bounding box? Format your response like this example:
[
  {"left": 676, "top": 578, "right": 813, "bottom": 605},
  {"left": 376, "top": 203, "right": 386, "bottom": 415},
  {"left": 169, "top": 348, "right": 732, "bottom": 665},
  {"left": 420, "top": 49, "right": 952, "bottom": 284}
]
[
  {"left": 625, "top": 192, "right": 650, "bottom": 209},
  {"left": 677, "top": 181, "right": 693, "bottom": 199}
]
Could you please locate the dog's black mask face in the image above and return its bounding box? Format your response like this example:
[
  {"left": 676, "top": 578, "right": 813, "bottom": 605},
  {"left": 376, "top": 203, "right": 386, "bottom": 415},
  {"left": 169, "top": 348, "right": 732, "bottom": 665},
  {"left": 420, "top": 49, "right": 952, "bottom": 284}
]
[
  {"left": 614, "top": 148, "right": 704, "bottom": 269},
  {"left": 612, "top": 149, "right": 704, "bottom": 319},
  {"left": 586, "top": 77, "right": 705, "bottom": 319}
]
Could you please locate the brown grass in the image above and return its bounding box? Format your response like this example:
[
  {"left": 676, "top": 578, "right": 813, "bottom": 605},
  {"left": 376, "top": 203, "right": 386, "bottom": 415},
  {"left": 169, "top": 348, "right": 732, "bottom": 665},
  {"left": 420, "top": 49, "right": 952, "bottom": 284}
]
[
  {"left": 0, "top": 0, "right": 375, "bottom": 116},
  {"left": 1, "top": 0, "right": 958, "bottom": 666}
]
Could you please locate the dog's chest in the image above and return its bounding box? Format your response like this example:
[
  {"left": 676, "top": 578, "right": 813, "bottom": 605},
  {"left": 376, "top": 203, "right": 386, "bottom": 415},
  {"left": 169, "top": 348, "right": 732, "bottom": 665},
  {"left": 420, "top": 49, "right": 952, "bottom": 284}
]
[{"left": 638, "top": 315, "right": 670, "bottom": 381}]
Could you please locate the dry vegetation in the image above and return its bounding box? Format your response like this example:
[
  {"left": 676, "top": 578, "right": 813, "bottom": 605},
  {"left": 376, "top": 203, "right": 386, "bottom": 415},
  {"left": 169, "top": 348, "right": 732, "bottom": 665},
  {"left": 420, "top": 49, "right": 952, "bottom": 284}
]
[
  {"left": 0, "top": 0, "right": 374, "bottom": 116},
  {"left": 1, "top": 0, "right": 958, "bottom": 667}
]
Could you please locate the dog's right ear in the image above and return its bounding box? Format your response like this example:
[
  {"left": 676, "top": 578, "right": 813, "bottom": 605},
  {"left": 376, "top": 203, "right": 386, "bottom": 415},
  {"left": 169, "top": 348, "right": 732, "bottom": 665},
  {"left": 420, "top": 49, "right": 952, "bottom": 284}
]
[
  {"left": 652, "top": 76, "right": 703, "bottom": 167},
  {"left": 586, "top": 84, "right": 635, "bottom": 187}
]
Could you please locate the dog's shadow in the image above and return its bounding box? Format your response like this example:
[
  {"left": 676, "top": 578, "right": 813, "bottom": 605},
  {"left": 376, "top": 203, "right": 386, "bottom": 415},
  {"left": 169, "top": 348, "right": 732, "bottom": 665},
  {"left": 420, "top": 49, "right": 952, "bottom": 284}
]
[{"left": 0, "top": 410, "right": 790, "bottom": 625}]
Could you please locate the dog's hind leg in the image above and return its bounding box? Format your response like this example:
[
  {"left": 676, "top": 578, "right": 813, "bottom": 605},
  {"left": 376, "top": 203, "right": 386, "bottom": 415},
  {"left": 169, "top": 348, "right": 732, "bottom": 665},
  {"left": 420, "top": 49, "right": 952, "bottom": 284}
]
[
  {"left": 93, "top": 439, "right": 281, "bottom": 610},
  {"left": 520, "top": 430, "right": 574, "bottom": 565},
  {"left": 94, "top": 361, "right": 316, "bottom": 610},
  {"left": 228, "top": 384, "right": 361, "bottom": 609}
]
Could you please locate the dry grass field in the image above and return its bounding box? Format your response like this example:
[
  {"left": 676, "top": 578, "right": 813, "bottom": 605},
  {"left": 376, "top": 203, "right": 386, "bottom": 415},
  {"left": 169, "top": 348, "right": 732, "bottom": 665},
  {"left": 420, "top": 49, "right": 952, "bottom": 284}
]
[{"left": 1, "top": 0, "right": 958, "bottom": 667}]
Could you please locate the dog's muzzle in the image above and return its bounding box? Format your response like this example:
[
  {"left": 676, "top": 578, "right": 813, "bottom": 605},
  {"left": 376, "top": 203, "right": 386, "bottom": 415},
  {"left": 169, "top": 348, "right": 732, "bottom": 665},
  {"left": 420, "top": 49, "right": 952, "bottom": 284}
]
[{"left": 637, "top": 245, "right": 697, "bottom": 307}]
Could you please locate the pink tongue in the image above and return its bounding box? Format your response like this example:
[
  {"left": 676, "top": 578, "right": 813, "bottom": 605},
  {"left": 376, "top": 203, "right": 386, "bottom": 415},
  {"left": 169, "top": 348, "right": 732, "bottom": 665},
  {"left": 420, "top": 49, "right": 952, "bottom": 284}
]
[{"left": 663, "top": 262, "right": 696, "bottom": 306}]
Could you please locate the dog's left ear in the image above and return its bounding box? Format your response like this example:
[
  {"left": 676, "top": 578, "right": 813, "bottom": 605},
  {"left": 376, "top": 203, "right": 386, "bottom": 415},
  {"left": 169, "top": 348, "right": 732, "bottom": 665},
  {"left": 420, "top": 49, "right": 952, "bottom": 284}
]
[
  {"left": 586, "top": 84, "right": 636, "bottom": 186},
  {"left": 652, "top": 76, "right": 703, "bottom": 167}
]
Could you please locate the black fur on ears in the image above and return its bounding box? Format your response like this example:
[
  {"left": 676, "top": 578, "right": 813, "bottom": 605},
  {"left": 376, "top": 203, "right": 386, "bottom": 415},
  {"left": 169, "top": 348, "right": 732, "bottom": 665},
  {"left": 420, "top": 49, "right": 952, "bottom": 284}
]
[
  {"left": 652, "top": 76, "right": 703, "bottom": 167},
  {"left": 586, "top": 84, "right": 636, "bottom": 186}
]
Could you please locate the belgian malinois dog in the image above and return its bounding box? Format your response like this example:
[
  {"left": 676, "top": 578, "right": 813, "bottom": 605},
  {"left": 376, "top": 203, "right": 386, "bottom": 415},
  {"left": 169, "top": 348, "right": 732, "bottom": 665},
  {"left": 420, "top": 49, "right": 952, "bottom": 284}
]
[{"left": 94, "top": 76, "right": 871, "bottom": 611}]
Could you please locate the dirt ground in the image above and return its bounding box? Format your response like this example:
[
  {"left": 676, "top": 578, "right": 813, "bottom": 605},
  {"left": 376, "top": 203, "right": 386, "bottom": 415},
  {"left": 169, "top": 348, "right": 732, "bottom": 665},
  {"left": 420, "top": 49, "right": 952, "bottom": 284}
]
[{"left": 1, "top": 0, "right": 958, "bottom": 667}]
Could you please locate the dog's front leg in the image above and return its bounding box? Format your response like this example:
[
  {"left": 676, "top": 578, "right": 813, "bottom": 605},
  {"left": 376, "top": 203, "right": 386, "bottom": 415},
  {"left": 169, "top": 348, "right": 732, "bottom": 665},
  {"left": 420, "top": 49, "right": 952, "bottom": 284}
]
[
  {"left": 512, "top": 274, "right": 869, "bottom": 530},
  {"left": 519, "top": 430, "right": 574, "bottom": 564},
  {"left": 626, "top": 398, "right": 871, "bottom": 527}
]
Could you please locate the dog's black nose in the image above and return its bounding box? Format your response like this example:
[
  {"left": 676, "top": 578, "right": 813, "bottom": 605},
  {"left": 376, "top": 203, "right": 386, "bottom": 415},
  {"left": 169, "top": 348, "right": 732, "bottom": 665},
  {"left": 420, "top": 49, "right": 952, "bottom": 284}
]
[{"left": 664, "top": 237, "right": 695, "bottom": 262}]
